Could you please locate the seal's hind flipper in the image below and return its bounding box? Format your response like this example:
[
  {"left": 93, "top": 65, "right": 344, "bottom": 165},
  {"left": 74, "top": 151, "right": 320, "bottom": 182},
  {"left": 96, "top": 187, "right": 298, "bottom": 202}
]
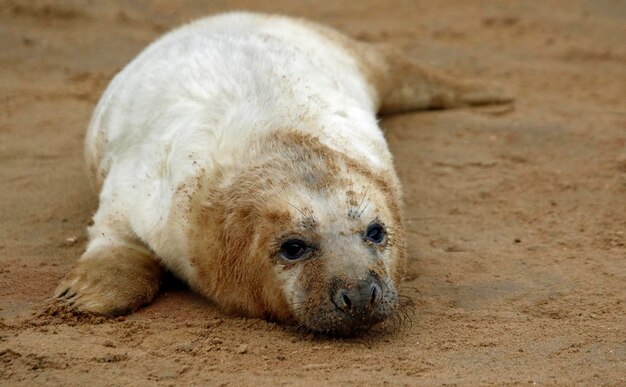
[{"left": 361, "top": 44, "right": 513, "bottom": 114}]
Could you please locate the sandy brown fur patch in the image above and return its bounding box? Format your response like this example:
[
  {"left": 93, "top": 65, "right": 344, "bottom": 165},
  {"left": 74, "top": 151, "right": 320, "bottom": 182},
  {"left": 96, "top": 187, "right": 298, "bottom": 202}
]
[{"left": 187, "top": 160, "right": 299, "bottom": 321}]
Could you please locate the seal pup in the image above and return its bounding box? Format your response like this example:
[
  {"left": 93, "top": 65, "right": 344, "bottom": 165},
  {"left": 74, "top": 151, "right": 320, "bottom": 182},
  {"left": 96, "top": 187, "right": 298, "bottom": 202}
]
[{"left": 56, "top": 12, "right": 510, "bottom": 334}]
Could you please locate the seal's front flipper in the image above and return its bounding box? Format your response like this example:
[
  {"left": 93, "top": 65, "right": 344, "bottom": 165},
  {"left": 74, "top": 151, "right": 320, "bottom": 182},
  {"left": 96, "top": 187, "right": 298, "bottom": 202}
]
[
  {"left": 55, "top": 244, "right": 163, "bottom": 315},
  {"left": 363, "top": 45, "right": 513, "bottom": 114}
]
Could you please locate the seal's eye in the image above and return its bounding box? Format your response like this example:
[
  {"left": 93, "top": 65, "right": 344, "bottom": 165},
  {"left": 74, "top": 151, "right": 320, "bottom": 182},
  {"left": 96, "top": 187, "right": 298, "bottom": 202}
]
[
  {"left": 280, "top": 239, "right": 309, "bottom": 260},
  {"left": 365, "top": 223, "right": 386, "bottom": 244}
]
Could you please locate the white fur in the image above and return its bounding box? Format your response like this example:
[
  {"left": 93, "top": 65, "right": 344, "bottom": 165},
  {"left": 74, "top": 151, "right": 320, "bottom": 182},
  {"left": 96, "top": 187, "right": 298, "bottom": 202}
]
[{"left": 84, "top": 12, "right": 394, "bottom": 284}]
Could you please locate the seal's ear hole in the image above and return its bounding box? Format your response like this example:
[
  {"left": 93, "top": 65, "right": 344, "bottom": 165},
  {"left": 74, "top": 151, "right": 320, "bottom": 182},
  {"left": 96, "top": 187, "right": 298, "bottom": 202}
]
[
  {"left": 365, "top": 223, "right": 386, "bottom": 244},
  {"left": 280, "top": 239, "right": 310, "bottom": 260}
]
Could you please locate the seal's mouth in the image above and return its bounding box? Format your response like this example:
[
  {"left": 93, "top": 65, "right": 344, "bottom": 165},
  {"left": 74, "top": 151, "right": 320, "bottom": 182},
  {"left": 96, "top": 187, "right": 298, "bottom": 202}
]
[{"left": 292, "top": 275, "right": 399, "bottom": 336}]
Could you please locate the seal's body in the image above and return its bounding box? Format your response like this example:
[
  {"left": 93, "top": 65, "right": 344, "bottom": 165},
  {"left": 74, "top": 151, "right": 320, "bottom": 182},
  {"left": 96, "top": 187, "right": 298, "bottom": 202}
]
[{"left": 57, "top": 12, "right": 509, "bottom": 334}]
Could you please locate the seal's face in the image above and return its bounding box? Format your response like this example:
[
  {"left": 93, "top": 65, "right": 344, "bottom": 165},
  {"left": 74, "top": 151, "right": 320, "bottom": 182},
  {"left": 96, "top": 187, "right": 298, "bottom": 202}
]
[
  {"left": 191, "top": 133, "right": 405, "bottom": 335},
  {"left": 272, "top": 181, "right": 403, "bottom": 335}
]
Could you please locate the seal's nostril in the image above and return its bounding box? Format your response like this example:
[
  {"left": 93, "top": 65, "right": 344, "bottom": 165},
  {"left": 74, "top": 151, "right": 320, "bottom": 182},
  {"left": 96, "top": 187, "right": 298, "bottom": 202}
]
[
  {"left": 342, "top": 293, "right": 352, "bottom": 310},
  {"left": 370, "top": 282, "right": 382, "bottom": 306},
  {"left": 332, "top": 289, "right": 353, "bottom": 312}
]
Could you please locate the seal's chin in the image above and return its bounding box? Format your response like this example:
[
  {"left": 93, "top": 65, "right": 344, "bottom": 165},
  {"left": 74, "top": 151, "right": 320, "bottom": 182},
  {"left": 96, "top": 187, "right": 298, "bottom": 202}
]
[
  {"left": 293, "top": 278, "right": 399, "bottom": 336},
  {"left": 302, "top": 311, "right": 389, "bottom": 337}
]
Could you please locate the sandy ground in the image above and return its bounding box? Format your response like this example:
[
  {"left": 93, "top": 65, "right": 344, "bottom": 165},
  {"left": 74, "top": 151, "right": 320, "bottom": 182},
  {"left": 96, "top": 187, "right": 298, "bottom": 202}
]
[{"left": 1, "top": 0, "right": 625, "bottom": 385}]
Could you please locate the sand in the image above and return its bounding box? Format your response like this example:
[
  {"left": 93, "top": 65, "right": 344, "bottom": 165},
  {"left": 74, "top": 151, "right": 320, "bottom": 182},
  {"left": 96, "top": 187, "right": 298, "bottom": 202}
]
[{"left": 1, "top": 0, "right": 625, "bottom": 385}]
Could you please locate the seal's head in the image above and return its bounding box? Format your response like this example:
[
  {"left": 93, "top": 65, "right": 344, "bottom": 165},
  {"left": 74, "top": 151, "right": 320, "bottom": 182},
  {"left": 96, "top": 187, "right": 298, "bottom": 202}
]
[{"left": 191, "top": 132, "right": 406, "bottom": 335}]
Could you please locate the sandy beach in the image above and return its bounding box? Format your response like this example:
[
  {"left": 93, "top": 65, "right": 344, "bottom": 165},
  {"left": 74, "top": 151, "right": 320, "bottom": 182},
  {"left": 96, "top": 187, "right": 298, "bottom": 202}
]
[{"left": 1, "top": 0, "right": 624, "bottom": 384}]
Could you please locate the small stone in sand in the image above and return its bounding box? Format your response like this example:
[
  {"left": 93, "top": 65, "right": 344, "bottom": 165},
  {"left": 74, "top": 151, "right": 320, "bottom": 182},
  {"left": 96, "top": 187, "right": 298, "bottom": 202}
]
[{"left": 64, "top": 237, "right": 78, "bottom": 246}]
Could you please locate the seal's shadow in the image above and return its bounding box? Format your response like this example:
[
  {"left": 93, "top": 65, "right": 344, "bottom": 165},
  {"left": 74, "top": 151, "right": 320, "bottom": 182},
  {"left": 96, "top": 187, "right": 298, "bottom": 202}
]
[{"left": 159, "top": 270, "right": 190, "bottom": 293}]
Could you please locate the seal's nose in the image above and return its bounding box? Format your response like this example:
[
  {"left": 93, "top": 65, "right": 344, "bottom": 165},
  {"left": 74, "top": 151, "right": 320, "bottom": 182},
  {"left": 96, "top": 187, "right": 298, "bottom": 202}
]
[{"left": 332, "top": 274, "right": 383, "bottom": 318}]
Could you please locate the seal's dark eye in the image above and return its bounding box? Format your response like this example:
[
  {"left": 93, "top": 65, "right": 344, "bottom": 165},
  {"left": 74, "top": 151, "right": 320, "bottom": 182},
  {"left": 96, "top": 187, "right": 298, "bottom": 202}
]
[
  {"left": 365, "top": 223, "right": 386, "bottom": 244},
  {"left": 280, "top": 239, "right": 309, "bottom": 260}
]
